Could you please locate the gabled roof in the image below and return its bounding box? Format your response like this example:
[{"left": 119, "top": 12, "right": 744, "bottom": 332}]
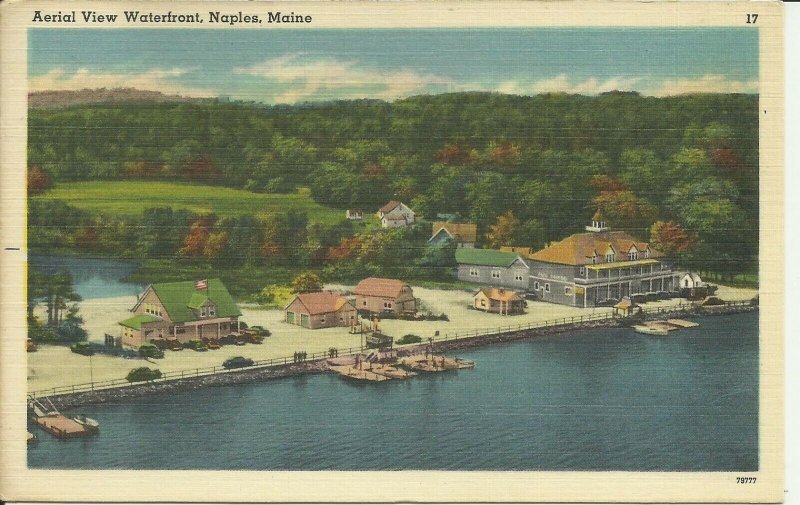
[
  {"left": 455, "top": 248, "right": 527, "bottom": 268},
  {"left": 289, "top": 291, "right": 354, "bottom": 315},
  {"left": 378, "top": 201, "right": 402, "bottom": 214},
  {"left": 529, "top": 231, "right": 659, "bottom": 266},
  {"left": 119, "top": 314, "right": 160, "bottom": 330},
  {"left": 352, "top": 277, "right": 410, "bottom": 298},
  {"left": 474, "top": 287, "right": 523, "bottom": 302},
  {"left": 430, "top": 222, "right": 478, "bottom": 243},
  {"left": 146, "top": 278, "right": 241, "bottom": 323}
]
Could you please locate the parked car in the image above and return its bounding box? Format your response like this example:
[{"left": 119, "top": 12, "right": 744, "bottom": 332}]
[
  {"left": 138, "top": 343, "right": 164, "bottom": 359},
  {"left": 185, "top": 339, "right": 208, "bottom": 352},
  {"left": 70, "top": 342, "right": 95, "bottom": 356},
  {"left": 126, "top": 366, "right": 162, "bottom": 382},
  {"left": 166, "top": 339, "right": 183, "bottom": 351},
  {"left": 223, "top": 356, "right": 255, "bottom": 369},
  {"left": 219, "top": 334, "right": 238, "bottom": 345},
  {"left": 248, "top": 326, "right": 271, "bottom": 337}
]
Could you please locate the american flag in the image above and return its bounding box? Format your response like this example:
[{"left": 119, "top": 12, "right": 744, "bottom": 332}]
[{"left": 195, "top": 279, "right": 208, "bottom": 290}]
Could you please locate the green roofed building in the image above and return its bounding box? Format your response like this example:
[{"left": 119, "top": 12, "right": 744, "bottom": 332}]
[
  {"left": 118, "top": 278, "right": 242, "bottom": 348},
  {"left": 455, "top": 248, "right": 530, "bottom": 291}
]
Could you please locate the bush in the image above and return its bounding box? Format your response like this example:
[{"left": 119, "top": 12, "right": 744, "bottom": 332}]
[
  {"left": 126, "top": 367, "right": 162, "bottom": 383},
  {"left": 70, "top": 342, "right": 95, "bottom": 356},
  {"left": 396, "top": 334, "right": 422, "bottom": 345}
]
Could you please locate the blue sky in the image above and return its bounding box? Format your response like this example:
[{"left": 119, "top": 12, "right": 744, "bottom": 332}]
[{"left": 29, "top": 28, "right": 759, "bottom": 103}]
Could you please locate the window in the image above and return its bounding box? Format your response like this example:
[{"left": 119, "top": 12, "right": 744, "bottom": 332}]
[
  {"left": 606, "top": 253, "right": 615, "bottom": 262},
  {"left": 387, "top": 303, "right": 392, "bottom": 309},
  {"left": 491, "top": 270, "right": 501, "bottom": 279},
  {"left": 200, "top": 308, "right": 207, "bottom": 317},
  {"left": 629, "top": 251, "right": 638, "bottom": 260},
  {"left": 565, "top": 286, "right": 573, "bottom": 295},
  {"left": 320, "top": 316, "right": 326, "bottom": 323},
  {"left": 469, "top": 268, "right": 479, "bottom": 277},
  {"left": 209, "top": 307, "right": 215, "bottom": 317},
  {"left": 545, "top": 283, "right": 551, "bottom": 293},
  {"left": 480, "top": 299, "right": 486, "bottom": 307},
  {"left": 591, "top": 255, "right": 597, "bottom": 264},
  {"left": 363, "top": 301, "right": 367, "bottom": 306},
  {"left": 645, "top": 249, "right": 650, "bottom": 258},
  {"left": 534, "top": 281, "right": 540, "bottom": 290},
  {"left": 515, "top": 273, "right": 524, "bottom": 281},
  {"left": 579, "top": 266, "right": 586, "bottom": 276}
]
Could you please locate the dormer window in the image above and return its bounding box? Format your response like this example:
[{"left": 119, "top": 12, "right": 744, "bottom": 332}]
[
  {"left": 644, "top": 249, "right": 650, "bottom": 258},
  {"left": 606, "top": 252, "right": 615, "bottom": 263},
  {"left": 591, "top": 254, "right": 597, "bottom": 264},
  {"left": 629, "top": 250, "right": 638, "bottom": 261},
  {"left": 200, "top": 307, "right": 207, "bottom": 317},
  {"left": 209, "top": 307, "right": 216, "bottom": 317}
]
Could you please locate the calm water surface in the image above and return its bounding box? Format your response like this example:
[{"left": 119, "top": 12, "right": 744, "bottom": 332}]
[
  {"left": 29, "top": 255, "right": 145, "bottom": 299},
  {"left": 28, "top": 312, "right": 758, "bottom": 471}
]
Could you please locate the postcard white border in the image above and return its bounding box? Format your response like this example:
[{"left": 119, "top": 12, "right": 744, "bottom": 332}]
[{"left": 0, "top": 1, "right": 785, "bottom": 502}]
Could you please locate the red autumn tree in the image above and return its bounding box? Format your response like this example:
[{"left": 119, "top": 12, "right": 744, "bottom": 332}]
[
  {"left": 649, "top": 221, "right": 698, "bottom": 256},
  {"left": 179, "top": 215, "right": 217, "bottom": 257},
  {"left": 434, "top": 143, "right": 471, "bottom": 165}
]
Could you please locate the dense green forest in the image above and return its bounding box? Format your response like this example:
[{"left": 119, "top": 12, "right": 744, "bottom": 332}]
[{"left": 28, "top": 91, "right": 759, "bottom": 291}]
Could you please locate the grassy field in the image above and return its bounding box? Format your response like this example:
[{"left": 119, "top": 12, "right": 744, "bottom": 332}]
[{"left": 34, "top": 181, "right": 346, "bottom": 224}]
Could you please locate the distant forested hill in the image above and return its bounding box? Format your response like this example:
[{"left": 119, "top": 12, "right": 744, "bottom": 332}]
[{"left": 28, "top": 91, "right": 759, "bottom": 280}]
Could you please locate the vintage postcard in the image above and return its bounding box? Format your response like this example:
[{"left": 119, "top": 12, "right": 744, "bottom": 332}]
[{"left": 0, "top": 0, "right": 785, "bottom": 502}]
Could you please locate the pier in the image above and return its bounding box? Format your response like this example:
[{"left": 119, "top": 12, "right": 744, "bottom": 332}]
[
  {"left": 328, "top": 352, "right": 473, "bottom": 382},
  {"left": 29, "top": 398, "right": 97, "bottom": 439}
]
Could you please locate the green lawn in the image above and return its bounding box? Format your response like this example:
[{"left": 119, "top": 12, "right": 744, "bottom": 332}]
[{"left": 35, "top": 181, "right": 347, "bottom": 224}]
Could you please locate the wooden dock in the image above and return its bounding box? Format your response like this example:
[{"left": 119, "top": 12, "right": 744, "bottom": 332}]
[
  {"left": 328, "top": 365, "right": 393, "bottom": 382},
  {"left": 33, "top": 414, "right": 93, "bottom": 439},
  {"left": 399, "top": 355, "right": 475, "bottom": 372},
  {"left": 665, "top": 318, "right": 699, "bottom": 328}
]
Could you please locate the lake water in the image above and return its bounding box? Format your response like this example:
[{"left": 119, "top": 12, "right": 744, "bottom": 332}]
[
  {"left": 28, "top": 311, "right": 758, "bottom": 471},
  {"left": 29, "top": 255, "right": 146, "bottom": 299}
]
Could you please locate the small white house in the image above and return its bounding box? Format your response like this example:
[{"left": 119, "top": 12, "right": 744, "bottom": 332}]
[
  {"left": 346, "top": 209, "right": 363, "bottom": 220},
  {"left": 680, "top": 272, "right": 704, "bottom": 289},
  {"left": 377, "top": 201, "right": 415, "bottom": 228}
]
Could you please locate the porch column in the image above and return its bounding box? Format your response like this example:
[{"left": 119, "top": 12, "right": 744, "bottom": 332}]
[
  {"left": 173, "top": 326, "right": 176, "bottom": 339},
  {"left": 583, "top": 287, "right": 587, "bottom": 308},
  {"left": 195, "top": 324, "right": 198, "bottom": 338},
  {"left": 218, "top": 322, "right": 221, "bottom": 338},
  {"left": 237, "top": 319, "right": 240, "bottom": 333}
]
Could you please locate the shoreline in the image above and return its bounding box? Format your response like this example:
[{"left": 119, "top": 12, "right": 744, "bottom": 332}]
[{"left": 38, "top": 304, "right": 757, "bottom": 411}]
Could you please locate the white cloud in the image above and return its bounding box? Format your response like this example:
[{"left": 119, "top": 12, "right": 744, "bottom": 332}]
[
  {"left": 646, "top": 74, "right": 758, "bottom": 97},
  {"left": 29, "top": 67, "right": 216, "bottom": 98},
  {"left": 234, "top": 53, "right": 455, "bottom": 103},
  {"left": 494, "top": 74, "right": 642, "bottom": 96}
]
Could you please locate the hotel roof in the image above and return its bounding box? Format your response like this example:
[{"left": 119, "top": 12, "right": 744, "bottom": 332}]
[{"left": 529, "top": 231, "right": 659, "bottom": 266}]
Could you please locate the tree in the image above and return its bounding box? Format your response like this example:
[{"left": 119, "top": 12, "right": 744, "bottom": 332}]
[
  {"left": 27, "top": 166, "right": 52, "bottom": 195},
  {"left": 487, "top": 211, "right": 520, "bottom": 249},
  {"left": 592, "top": 190, "right": 658, "bottom": 233},
  {"left": 291, "top": 271, "right": 323, "bottom": 294},
  {"left": 649, "top": 221, "right": 699, "bottom": 265}
]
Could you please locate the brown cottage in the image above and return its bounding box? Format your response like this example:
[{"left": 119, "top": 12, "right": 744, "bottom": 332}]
[
  {"left": 352, "top": 277, "right": 416, "bottom": 315},
  {"left": 284, "top": 291, "right": 357, "bottom": 329},
  {"left": 473, "top": 287, "right": 525, "bottom": 315}
]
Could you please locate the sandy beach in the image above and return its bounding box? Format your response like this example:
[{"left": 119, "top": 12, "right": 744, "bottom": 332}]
[{"left": 27, "top": 283, "right": 758, "bottom": 393}]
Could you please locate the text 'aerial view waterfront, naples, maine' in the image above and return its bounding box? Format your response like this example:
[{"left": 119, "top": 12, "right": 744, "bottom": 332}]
[{"left": 24, "top": 24, "right": 761, "bottom": 472}]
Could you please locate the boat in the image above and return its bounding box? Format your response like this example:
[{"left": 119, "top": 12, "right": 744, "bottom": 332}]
[
  {"left": 632, "top": 325, "right": 669, "bottom": 336},
  {"left": 71, "top": 414, "right": 100, "bottom": 433},
  {"left": 27, "top": 431, "right": 37, "bottom": 444}
]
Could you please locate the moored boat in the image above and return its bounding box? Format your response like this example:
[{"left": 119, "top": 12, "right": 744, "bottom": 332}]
[
  {"left": 71, "top": 414, "right": 100, "bottom": 433},
  {"left": 27, "top": 431, "right": 37, "bottom": 444}
]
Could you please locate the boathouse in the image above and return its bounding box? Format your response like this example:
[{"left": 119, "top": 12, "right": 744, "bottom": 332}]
[
  {"left": 284, "top": 291, "right": 357, "bottom": 329},
  {"left": 118, "top": 279, "right": 242, "bottom": 348}
]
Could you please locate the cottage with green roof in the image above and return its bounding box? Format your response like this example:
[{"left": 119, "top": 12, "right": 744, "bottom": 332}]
[
  {"left": 118, "top": 278, "right": 242, "bottom": 348},
  {"left": 455, "top": 248, "right": 529, "bottom": 291}
]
